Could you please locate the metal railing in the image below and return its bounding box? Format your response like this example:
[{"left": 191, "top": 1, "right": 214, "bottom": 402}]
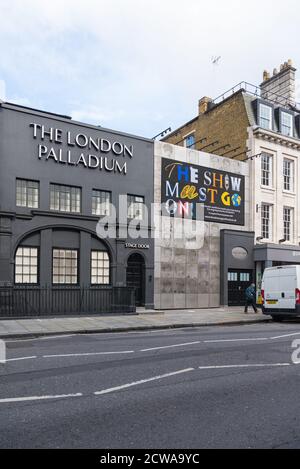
[
  {"left": 0, "top": 285, "right": 136, "bottom": 318},
  {"left": 213, "top": 81, "right": 300, "bottom": 109}
]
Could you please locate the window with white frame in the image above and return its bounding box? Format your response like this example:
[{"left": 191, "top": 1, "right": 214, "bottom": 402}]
[
  {"left": 281, "top": 112, "right": 293, "bottom": 137},
  {"left": 52, "top": 249, "right": 78, "bottom": 284},
  {"left": 15, "top": 247, "right": 38, "bottom": 284},
  {"left": 240, "top": 273, "right": 250, "bottom": 282},
  {"left": 92, "top": 190, "right": 111, "bottom": 216},
  {"left": 50, "top": 184, "right": 81, "bottom": 213},
  {"left": 261, "top": 153, "right": 273, "bottom": 187},
  {"left": 91, "top": 251, "right": 110, "bottom": 285},
  {"left": 228, "top": 272, "right": 238, "bottom": 282},
  {"left": 259, "top": 104, "right": 272, "bottom": 130},
  {"left": 184, "top": 133, "right": 196, "bottom": 149},
  {"left": 283, "top": 159, "right": 294, "bottom": 192},
  {"left": 261, "top": 204, "right": 272, "bottom": 240},
  {"left": 127, "top": 195, "right": 144, "bottom": 220},
  {"left": 283, "top": 207, "right": 293, "bottom": 242},
  {"left": 16, "top": 179, "right": 39, "bottom": 208}
]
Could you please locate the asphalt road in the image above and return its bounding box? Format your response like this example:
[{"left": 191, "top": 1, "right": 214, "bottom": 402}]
[{"left": 1, "top": 321, "right": 300, "bottom": 449}]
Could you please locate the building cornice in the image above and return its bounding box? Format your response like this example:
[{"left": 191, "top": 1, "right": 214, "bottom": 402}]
[{"left": 253, "top": 126, "right": 300, "bottom": 150}]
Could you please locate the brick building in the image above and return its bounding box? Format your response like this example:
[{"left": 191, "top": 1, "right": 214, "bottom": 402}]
[{"left": 163, "top": 60, "right": 300, "bottom": 302}]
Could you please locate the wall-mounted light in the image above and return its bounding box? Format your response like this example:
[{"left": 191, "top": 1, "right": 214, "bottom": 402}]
[
  {"left": 256, "top": 236, "right": 264, "bottom": 243},
  {"left": 279, "top": 239, "right": 286, "bottom": 244},
  {"left": 152, "top": 128, "right": 172, "bottom": 140}
]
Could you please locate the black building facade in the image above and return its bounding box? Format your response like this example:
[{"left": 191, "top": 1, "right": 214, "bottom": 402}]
[{"left": 0, "top": 102, "right": 154, "bottom": 316}]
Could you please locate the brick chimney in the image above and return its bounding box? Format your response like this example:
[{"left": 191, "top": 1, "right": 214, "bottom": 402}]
[
  {"left": 198, "top": 96, "right": 213, "bottom": 114},
  {"left": 260, "top": 60, "right": 296, "bottom": 106}
]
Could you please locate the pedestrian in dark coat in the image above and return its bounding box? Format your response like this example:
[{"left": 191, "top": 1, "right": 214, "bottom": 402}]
[{"left": 244, "top": 283, "right": 258, "bottom": 314}]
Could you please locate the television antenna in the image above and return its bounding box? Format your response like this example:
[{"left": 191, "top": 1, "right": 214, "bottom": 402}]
[{"left": 211, "top": 56, "right": 221, "bottom": 66}]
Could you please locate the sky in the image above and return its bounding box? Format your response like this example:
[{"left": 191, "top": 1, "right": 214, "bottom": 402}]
[{"left": 0, "top": 0, "right": 300, "bottom": 138}]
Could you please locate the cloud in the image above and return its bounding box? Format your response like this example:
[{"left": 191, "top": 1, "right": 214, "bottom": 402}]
[
  {"left": 0, "top": 0, "right": 300, "bottom": 136},
  {"left": 0, "top": 80, "right": 6, "bottom": 100},
  {"left": 71, "top": 107, "right": 125, "bottom": 125}
]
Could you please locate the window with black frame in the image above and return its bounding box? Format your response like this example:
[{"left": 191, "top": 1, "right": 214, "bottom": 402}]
[
  {"left": 50, "top": 184, "right": 81, "bottom": 213},
  {"left": 92, "top": 190, "right": 111, "bottom": 216},
  {"left": 91, "top": 251, "right": 110, "bottom": 285},
  {"left": 16, "top": 179, "right": 39, "bottom": 208},
  {"left": 52, "top": 249, "right": 78, "bottom": 285},
  {"left": 15, "top": 247, "right": 38, "bottom": 284},
  {"left": 127, "top": 194, "right": 144, "bottom": 220}
]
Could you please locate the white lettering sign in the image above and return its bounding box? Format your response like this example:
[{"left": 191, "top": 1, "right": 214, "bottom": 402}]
[
  {"left": 30, "top": 123, "right": 133, "bottom": 175},
  {"left": 125, "top": 242, "right": 150, "bottom": 250}
]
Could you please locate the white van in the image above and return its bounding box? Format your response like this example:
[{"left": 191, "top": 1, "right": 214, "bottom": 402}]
[{"left": 262, "top": 265, "right": 300, "bottom": 321}]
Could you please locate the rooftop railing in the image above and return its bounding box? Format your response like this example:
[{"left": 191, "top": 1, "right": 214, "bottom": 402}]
[{"left": 212, "top": 81, "right": 300, "bottom": 109}]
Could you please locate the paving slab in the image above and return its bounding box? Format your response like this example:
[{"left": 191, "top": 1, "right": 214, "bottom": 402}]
[{"left": 0, "top": 308, "right": 270, "bottom": 339}]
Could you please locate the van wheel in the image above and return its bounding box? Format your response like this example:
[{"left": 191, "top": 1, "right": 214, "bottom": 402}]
[{"left": 272, "top": 316, "right": 284, "bottom": 322}]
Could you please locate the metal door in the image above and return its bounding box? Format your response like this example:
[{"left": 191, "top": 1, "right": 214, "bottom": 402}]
[
  {"left": 126, "top": 253, "right": 145, "bottom": 306},
  {"left": 228, "top": 270, "right": 253, "bottom": 306}
]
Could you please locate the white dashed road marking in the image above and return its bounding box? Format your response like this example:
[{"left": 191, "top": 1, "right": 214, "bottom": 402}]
[
  {"left": 198, "top": 363, "right": 291, "bottom": 370},
  {"left": 140, "top": 341, "right": 201, "bottom": 352},
  {"left": 5, "top": 335, "right": 76, "bottom": 343},
  {"left": 94, "top": 368, "right": 195, "bottom": 395},
  {"left": 0, "top": 363, "right": 296, "bottom": 404},
  {"left": 204, "top": 338, "right": 269, "bottom": 343},
  {"left": 43, "top": 351, "right": 134, "bottom": 358},
  {"left": 5, "top": 330, "right": 300, "bottom": 363},
  {"left": 0, "top": 393, "right": 83, "bottom": 404},
  {"left": 270, "top": 332, "right": 300, "bottom": 340},
  {"left": 6, "top": 356, "right": 37, "bottom": 362}
]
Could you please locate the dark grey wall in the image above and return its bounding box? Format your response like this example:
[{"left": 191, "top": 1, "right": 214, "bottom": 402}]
[
  {"left": 220, "top": 230, "right": 255, "bottom": 305},
  {"left": 254, "top": 243, "right": 300, "bottom": 263},
  {"left": 0, "top": 103, "right": 154, "bottom": 308}
]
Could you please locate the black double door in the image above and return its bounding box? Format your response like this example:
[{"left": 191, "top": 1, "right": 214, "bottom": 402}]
[
  {"left": 126, "top": 254, "right": 145, "bottom": 306},
  {"left": 228, "top": 269, "right": 253, "bottom": 306}
]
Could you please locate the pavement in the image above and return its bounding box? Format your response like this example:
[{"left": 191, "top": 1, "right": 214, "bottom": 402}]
[
  {"left": 1, "top": 321, "right": 300, "bottom": 448},
  {"left": 0, "top": 306, "right": 269, "bottom": 339}
]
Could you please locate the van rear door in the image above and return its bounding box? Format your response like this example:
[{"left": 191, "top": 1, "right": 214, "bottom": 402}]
[{"left": 264, "top": 267, "right": 296, "bottom": 310}]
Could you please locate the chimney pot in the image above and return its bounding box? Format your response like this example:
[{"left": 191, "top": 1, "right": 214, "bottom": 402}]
[
  {"left": 198, "top": 96, "right": 213, "bottom": 114},
  {"left": 263, "top": 70, "right": 269, "bottom": 81}
]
